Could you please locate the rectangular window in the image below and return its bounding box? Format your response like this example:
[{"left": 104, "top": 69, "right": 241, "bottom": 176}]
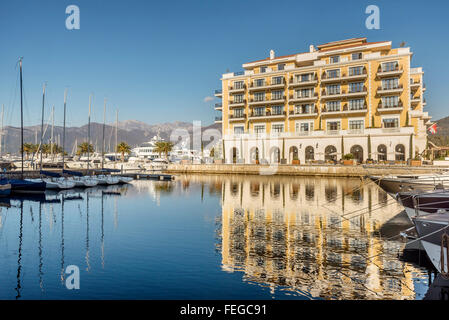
[
  {"left": 254, "top": 107, "right": 265, "bottom": 116},
  {"left": 272, "top": 90, "right": 283, "bottom": 100},
  {"left": 234, "top": 94, "right": 244, "bottom": 103},
  {"left": 272, "top": 76, "right": 283, "bottom": 85},
  {"left": 296, "top": 88, "right": 312, "bottom": 98},
  {"left": 382, "top": 78, "right": 399, "bottom": 90},
  {"left": 327, "top": 69, "right": 340, "bottom": 79},
  {"left": 260, "top": 66, "right": 267, "bottom": 73},
  {"left": 327, "top": 121, "right": 341, "bottom": 131},
  {"left": 382, "top": 96, "right": 399, "bottom": 108},
  {"left": 349, "top": 82, "right": 364, "bottom": 93},
  {"left": 327, "top": 84, "right": 340, "bottom": 95},
  {"left": 234, "top": 81, "right": 244, "bottom": 89},
  {"left": 234, "top": 108, "right": 244, "bottom": 117},
  {"left": 349, "top": 66, "right": 364, "bottom": 76},
  {"left": 349, "top": 99, "right": 365, "bottom": 110},
  {"left": 233, "top": 126, "right": 244, "bottom": 134},
  {"left": 330, "top": 56, "right": 340, "bottom": 64},
  {"left": 383, "top": 118, "right": 399, "bottom": 128},
  {"left": 254, "top": 92, "right": 265, "bottom": 101},
  {"left": 326, "top": 101, "right": 340, "bottom": 112},
  {"left": 351, "top": 52, "right": 362, "bottom": 60},
  {"left": 277, "top": 64, "right": 285, "bottom": 71},
  {"left": 300, "top": 73, "right": 312, "bottom": 82},
  {"left": 254, "top": 79, "right": 265, "bottom": 87},
  {"left": 382, "top": 61, "right": 399, "bottom": 72},
  {"left": 272, "top": 105, "right": 284, "bottom": 115},
  {"left": 254, "top": 125, "right": 265, "bottom": 133},
  {"left": 295, "top": 104, "right": 313, "bottom": 114},
  {"left": 349, "top": 120, "right": 364, "bottom": 130},
  {"left": 272, "top": 124, "right": 284, "bottom": 133}
]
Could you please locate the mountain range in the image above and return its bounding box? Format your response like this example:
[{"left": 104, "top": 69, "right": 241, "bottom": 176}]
[{"left": 1, "top": 120, "right": 221, "bottom": 154}]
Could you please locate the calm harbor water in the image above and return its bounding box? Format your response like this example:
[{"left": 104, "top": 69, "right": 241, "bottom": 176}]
[{"left": 0, "top": 174, "right": 438, "bottom": 300}]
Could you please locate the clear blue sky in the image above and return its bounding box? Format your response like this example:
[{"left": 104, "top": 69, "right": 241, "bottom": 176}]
[{"left": 0, "top": 0, "right": 448, "bottom": 128}]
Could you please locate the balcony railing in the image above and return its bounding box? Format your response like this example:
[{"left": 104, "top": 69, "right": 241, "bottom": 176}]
[
  {"left": 249, "top": 111, "right": 286, "bottom": 118},
  {"left": 214, "top": 89, "right": 222, "bottom": 96},
  {"left": 214, "top": 103, "right": 222, "bottom": 110},
  {"left": 348, "top": 67, "right": 367, "bottom": 77},
  {"left": 229, "top": 99, "right": 246, "bottom": 106},
  {"left": 290, "top": 105, "right": 318, "bottom": 116},
  {"left": 289, "top": 92, "right": 318, "bottom": 102},
  {"left": 228, "top": 84, "right": 246, "bottom": 91},
  {"left": 377, "top": 84, "right": 403, "bottom": 94},
  {"left": 214, "top": 116, "right": 222, "bottom": 122},
  {"left": 377, "top": 65, "right": 403, "bottom": 76},
  {"left": 378, "top": 100, "right": 403, "bottom": 110},
  {"left": 289, "top": 74, "right": 318, "bottom": 86},
  {"left": 229, "top": 114, "right": 246, "bottom": 120},
  {"left": 249, "top": 78, "right": 285, "bottom": 90}
]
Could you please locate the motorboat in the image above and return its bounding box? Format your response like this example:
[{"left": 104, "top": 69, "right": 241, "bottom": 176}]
[
  {"left": 117, "top": 176, "right": 133, "bottom": 184},
  {"left": 63, "top": 169, "right": 98, "bottom": 187},
  {"left": 413, "top": 210, "right": 449, "bottom": 274},
  {"left": 93, "top": 174, "right": 119, "bottom": 185},
  {"left": 369, "top": 173, "right": 449, "bottom": 195},
  {"left": 42, "top": 177, "right": 76, "bottom": 190}
]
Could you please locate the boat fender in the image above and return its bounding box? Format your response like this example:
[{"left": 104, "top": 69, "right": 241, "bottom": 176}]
[{"left": 441, "top": 233, "right": 449, "bottom": 279}]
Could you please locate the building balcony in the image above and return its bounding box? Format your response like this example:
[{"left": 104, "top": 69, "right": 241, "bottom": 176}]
[
  {"left": 288, "top": 75, "right": 318, "bottom": 87},
  {"left": 326, "top": 130, "right": 340, "bottom": 135},
  {"left": 377, "top": 66, "right": 404, "bottom": 77},
  {"left": 214, "top": 89, "right": 222, "bottom": 97},
  {"left": 248, "top": 97, "right": 285, "bottom": 106},
  {"left": 248, "top": 79, "right": 285, "bottom": 91},
  {"left": 410, "top": 80, "right": 421, "bottom": 89},
  {"left": 347, "top": 128, "right": 364, "bottom": 135},
  {"left": 248, "top": 111, "right": 286, "bottom": 120},
  {"left": 321, "top": 72, "right": 343, "bottom": 83},
  {"left": 377, "top": 101, "right": 403, "bottom": 113},
  {"left": 410, "top": 96, "right": 421, "bottom": 105},
  {"left": 228, "top": 84, "right": 246, "bottom": 93},
  {"left": 344, "top": 68, "right": 368, "bottom": 80},
  {"left": 377, "top": 84, "right": 404, "bottom": 95},
  {"left": 229, "top": 114, "right": 246, "bottom": 122},
  {"left": 289, "top": 110, "right": 318, "bottom": 118},
  {"left": 321, "top": 104, "right": 367, "bottom": 117},
  {"left": 321, "top": 88, "right": 367, "bottom": 99},
  {"left": 229, "top": 99, "right": 246, "bottom": 108},
  {"left": 214, "top": 103, "right": 222, "bottom": 111},
  {"left": 289, "top": 93, "right": 318, "bottom": 103},
  {"left": 214, "top": 116, "right": 222, "bottom": 123}
]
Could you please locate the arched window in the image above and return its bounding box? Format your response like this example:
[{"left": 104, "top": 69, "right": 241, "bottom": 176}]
[
  {"left": 395, "top": 144, "right": 405, "bottom": 161},
  {"left": 289, "top": 146, "right": 298, "bottom": 163},
  {"left": 350, "top": 145, "right": 364, "bottom": 163},
  {"left": 377, "top": 144, "right": 387, "bottom": 161},
  {"left": 325, "top": 145, "right": 337, "bottom": 161},
  {"left": 305, "top": 146, "right": 314, "bottom": 161}
]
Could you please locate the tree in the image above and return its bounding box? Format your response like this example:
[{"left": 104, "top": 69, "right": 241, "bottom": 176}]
[
  {"left": 116, "top": 142, "right": 131, "bottom": 162},
  {"left": 41, "top": 144, "right": 51, "bottom": 157},
  {"left": 154, "top": 141, "right": 173, "bottom": 159},
  {"left": 77, "top": 142, "right": 94, "bottom": 156}
]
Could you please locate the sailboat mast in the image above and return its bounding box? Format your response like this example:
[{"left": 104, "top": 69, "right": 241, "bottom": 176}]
[
  {"left": 51, "top": 105, "right": 54, "bottom": 160},
  {"left": 102, "top": 98, "right": 106, "bottom": 170},
  {"left": 0, "top": 104, "right": 4, "bottom": 158},
  {"left": 19, "top": 58, "right": 24, "bottom": 178},
  {"left": 39, "top": 83, "right": 46, "bottom": 171},
  {"left": 62, "top": 89, "right": 67, "bottom": 170},
  {"left": 87, "top": 94, "right": 92, "bottom": 174},
  {"left": 115, "top": 109, "right": 118, "bottom": 161}
]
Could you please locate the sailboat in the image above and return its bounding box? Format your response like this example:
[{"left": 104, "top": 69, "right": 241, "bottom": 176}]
[{"left": 8, "top": 58, "right": 46, "bottom": 194}]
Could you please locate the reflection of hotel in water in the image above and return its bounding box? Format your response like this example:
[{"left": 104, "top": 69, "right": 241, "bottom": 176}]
[{"left": 217, "top": 175, "right": 421, "bottom": 299}]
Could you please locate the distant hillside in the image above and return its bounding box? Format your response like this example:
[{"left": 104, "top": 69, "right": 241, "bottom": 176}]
[
  {"left": 428, "top": 116, "right": 449, "bottom": 146},
  {"left": 1, "top": 121, "right": 221, "bottom": 154}
]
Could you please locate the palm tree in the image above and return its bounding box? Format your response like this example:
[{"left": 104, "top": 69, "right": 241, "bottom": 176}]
[
  {"left": 41, "top": 143, "right": 51, "bottom": 157},
  {"left": 21, "top": 143, "right": 34, "bottom": 159},
  {"left": 116, "top": 141, "right": 131, "bottom": 162},
  {"left": 154, "top": 141, "right": 173, "bottom": 159},
  {"left": 77, "top": 142, "right": 94, "bottom": 156}
]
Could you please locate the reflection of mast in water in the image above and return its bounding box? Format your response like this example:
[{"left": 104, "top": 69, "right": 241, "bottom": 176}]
[
  {"left": 38, "top": 202, "right": 44, "bottom": 291},
  {"left": 113, "top": 197, "right": 118, "bottom": 230},
  {"left": 101, "top": 192, "right": 105, "bottom": 268},
  {"left": 60, "top": 195, "right": 65, "bottom": 283},
  {"left": 15, "top": 200, "right": 23, "bottom": 300},
  {"left": 85, "top": 192, "right": 90, "bottom": 271}
]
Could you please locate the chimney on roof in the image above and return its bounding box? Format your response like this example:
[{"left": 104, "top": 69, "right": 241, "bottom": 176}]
[
  {"left": 309, "top": 45, "right": 315, "bottom": 53},
  {"left": 270, "top": 49, "right": 275, "bottom": 60}
]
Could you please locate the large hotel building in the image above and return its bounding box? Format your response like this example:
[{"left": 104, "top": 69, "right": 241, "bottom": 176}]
[{"left": 213, "top": 38, "right": 432, "bottom": 164}]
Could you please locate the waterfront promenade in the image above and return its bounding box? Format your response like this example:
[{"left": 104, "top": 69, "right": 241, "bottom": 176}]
[{"left": 165, "top": 164, "right": 445, "bottom": 177}]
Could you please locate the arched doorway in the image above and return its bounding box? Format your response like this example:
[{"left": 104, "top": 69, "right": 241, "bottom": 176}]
[
  {"left": 270, "top": 147, "right": 280, "bottom": 164},
  {"left": 395, "top": 144, "right": 405, "bottom": 161},
  {"left": 325, "top": 145, "right": 337, "bottom": 162},
  {"left": 289, "top": 146, "right": 298, "bottom": 164},
  {"left": 231, "top": 147, "right": 238, "bottom": 164},
  {"left": 377, "top": 144, "right": 387, "bottom": 161},
  {"left": 250, "top": 147, "right": 259, "bottom": 163},
  {"left": 350, "top": 145, "right": 364, "bottom": 163},
  {"left": 305, "top": 146, "right": 314, "bottom": 162}
]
